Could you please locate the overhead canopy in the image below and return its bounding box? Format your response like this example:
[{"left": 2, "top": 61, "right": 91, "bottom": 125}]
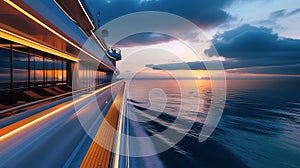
[
  {"left": 0, "top": 0, "right": 116, "bottom": 71},
  {"left": 54, "top": 0, "right": 95, "bottom": 36}
]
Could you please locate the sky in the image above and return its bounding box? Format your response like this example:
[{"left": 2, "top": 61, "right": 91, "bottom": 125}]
[{"left": 86, "top": 0, "right": 300, "bottom": 79}]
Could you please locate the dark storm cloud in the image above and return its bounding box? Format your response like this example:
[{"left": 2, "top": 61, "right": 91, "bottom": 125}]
[
  {"left": 227, "top": 64, "right": 300, "bottom": 75},
  {"left": 150, "top": 24, "right": 300, "bottom": 74},
  {"left": 113, "top": 28, "right": 204, "bottom": 47},
  {"left": 205, "top": 24, "right": 300, "bottom": 65},
  {"left": 147, "top": 61, "right": 229, "bottom": 70},
  {"left": 86, "top": 0, "right": 234, "bottom": 47},
  {"left": 87, "top": 0, "right": 234, "bottom": 28},
  {"left": 114, "top": 32, "right": 174, "bottom": 47}
]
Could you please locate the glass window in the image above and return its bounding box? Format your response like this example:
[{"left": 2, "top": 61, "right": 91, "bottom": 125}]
[
  {"left": 35, "top": 53, "right": 44, "bottom": 84},
  {"left": 12, "top": 43, "right": 28, "bottom": 89},
  {"left": 0, "top": 37, "right": 74, "bottom": 90},
  {"left": 29, "top": 48, "right": 36, "bottom": 86},
  {"left": 55, "top": 57, "right": 63, "bottom": 83},
  {"left": 63, "top": 60, "right": 67, "bottom": 82},
  {"left": 45, "top": 54, "right": 54, "bottom": 85},
  {"left": 0, "top": 38, "right": 11, "bottom": 91}
]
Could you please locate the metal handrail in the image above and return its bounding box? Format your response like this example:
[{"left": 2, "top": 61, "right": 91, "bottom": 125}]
[{"left": 110, "top": 83, "right": 129, "bottom": 168}]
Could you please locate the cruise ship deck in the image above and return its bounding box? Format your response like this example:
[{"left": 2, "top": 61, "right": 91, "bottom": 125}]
[
  {"left": 0, "top": 81, "right": 128, "bottom": 167},
  {"left": 0, "top": 1, "right": 130, "bottom": 167}
]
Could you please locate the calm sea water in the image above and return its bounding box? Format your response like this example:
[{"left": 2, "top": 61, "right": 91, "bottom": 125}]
[{"left": 126, "top": 79, "right": 300, "bottom": 168}]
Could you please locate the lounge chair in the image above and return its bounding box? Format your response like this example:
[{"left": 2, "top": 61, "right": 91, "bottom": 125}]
[
  {"left": 42, "top": 88, "right": 60, "bottom": 95},
  {"left": 23, "top": 90, "right": 46, "bottom": 99},
  {"left": 51, "top": 86, "right": 66, "bottom": 93},
  {"left": 0, "top": 104, "right": 12, "bottom": 110},
  {"left": 66, "top": 85, "right": 72, "bottom": 90}
]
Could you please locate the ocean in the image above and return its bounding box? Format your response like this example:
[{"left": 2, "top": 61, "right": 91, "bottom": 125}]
[{"left": 126, "top": 79, "right": 300, "bottom": 168}]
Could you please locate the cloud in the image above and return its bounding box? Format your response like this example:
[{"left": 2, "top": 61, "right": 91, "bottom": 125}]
[
  {"left": 114, "top": 32, "right": 174, "bottom": 47},
  {"left": 149, "top": 24, "right": 300, "bottom": 75},
  {"left": 227, "top": 64, "right": 300, "bottom": 75},
  {"left": 269, "top": 9, "right": 286, "bottom": 19},
  {"left": 147, "top": 61, "right": 228, "bottom": 70},
  {"left": 287, "top": 8, "right": 300, "bottom": 17},
  {"left": 86, "top": 0, "right": 236, "bottom": 47},
  {"left": 113, "top": 30, "right": 204, "bottom": 47},
  {"left": 256, "top": 8, "right": 300, "bottom": 28},
  {"left": 267, "top": 8, "right": 300, "bottom": 20},
  {"left": 205, "top": 24, "right": 300, "bottom": 66},
  {"left": 86, "top": 0, "right": 234, "bottom": 29}
]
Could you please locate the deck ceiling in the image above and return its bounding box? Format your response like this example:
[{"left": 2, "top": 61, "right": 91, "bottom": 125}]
[
  {"left": 0, "top": 0, "right": 80, "bottom": 60},
  {"left": 54, "top": 0, "right": 95, "bottom": 36},
  {"left": 0, "top": 1, "right": 115, "bottom": 71}
]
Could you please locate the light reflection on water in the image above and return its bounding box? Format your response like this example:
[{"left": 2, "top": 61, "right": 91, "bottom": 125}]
[{"left": 127, "top": 79, "right": 300, "bottom": 168}]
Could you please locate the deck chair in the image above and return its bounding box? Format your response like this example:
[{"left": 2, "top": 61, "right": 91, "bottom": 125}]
[
  {"left": 51, "top": 86, "right": 66, "bottom": 93},
  {"left": 0, "top": 104, "right": 12, "bottom": 110},
  {"left": 65, "top": 85, "right": 72, "bottom": 89},
  {"left": 42, "top": 88, "right": 60, "bottom": 95},
  {"left": 23, "top": 90, "right": 46, "bottom": 99}
]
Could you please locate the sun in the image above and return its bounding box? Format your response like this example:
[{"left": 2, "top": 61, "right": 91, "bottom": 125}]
[{"left": 196, "top": 76, "right": 202, "bottom": 80}]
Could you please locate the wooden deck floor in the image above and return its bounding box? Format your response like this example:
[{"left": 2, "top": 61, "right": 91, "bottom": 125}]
[{"left": 80, "top": 85, "right": 124, "bottom": 168}]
